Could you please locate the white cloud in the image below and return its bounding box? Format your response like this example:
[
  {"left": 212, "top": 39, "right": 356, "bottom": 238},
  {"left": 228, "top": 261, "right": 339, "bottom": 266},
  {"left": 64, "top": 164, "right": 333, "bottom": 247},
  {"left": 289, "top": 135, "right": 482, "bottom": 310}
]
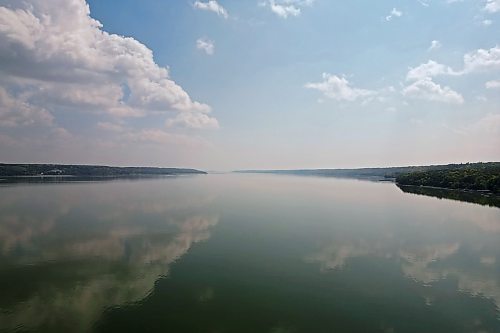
[
  {"left": 403, "top": 45, "right": 500, "bottom": 104},
  {"left": 260, "top": 0, "right": 314, "bottom": 19},
  {"left": 305, "top": 73, "right": 376, "bottom": 102},
  {"left": 484, "top": 0, "right": 500, "bottom": 13},
  {"left": 269, "top": 1, "right": 300, "bottom": 18},
  {"left": 196, "top": 38, "right": 215, "bottom": 55},
  {"left": 193, "top": 0, "right": 228, "bottom": 18},
  {"left": 406, "top": 60, "right": 456, "bottom": 81},
  {"left": 485, "top": 80, "right": 500, "bottom": 89},
  {"left": 482, "top": 19, "right": 493, "bottom": 26},
  {"left": 0, "top": 0, "right": 217, "bottom": 129},
  {"left": 402, "top": 77, "right": 464, "bottom": 104},
  {"left": 385, "top": 8, "right": 403, "bottom": 21},
  {"left": 462, "top": 45, "right": 500, "bottom": 73},
  {"left": 166, "top": 112, "right": 219, "bottom": 129},
  {"left": 0, "top": 87, "right": 54, "bottom": 127},
  {"left": 409, "top": 46, "right": 500, "bottom": 78},
  {"left": 428, "top": 40, "right": 442, "bottom": 51}
]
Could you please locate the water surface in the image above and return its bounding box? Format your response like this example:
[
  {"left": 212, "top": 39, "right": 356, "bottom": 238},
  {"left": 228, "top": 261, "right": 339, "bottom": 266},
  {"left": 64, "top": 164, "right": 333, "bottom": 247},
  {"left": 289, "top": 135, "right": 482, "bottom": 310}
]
[{"left": 0, "top": 174, "right": 499, "bottom": 332}]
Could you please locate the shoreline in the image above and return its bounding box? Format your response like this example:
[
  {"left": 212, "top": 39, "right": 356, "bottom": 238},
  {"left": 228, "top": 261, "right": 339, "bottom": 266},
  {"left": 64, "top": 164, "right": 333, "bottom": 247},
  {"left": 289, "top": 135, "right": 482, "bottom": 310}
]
[{"left": 396, "top": 183, "right": 499, "bottom": 197}]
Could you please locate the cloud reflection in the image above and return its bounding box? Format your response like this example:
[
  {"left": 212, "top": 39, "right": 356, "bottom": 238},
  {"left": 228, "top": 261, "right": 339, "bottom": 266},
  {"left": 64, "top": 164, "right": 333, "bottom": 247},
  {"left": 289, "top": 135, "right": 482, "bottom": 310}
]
[
  {"left": 306, "top": 224, "right": 500, "bottom": 308},
  {"left": 0, "top": 182, "right": 219, "bottom": 332}
]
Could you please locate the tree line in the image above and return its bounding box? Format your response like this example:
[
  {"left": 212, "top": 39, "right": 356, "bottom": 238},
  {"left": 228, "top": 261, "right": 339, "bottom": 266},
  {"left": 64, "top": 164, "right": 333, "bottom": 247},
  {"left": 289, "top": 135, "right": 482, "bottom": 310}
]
[{"left": 396, "top": 163, "right": 500, "bottom": 194}]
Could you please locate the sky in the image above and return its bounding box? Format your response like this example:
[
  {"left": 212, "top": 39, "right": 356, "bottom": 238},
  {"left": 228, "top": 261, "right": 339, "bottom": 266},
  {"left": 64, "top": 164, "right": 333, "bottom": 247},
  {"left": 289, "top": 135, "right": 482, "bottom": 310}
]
[{"left": 0, "top": 0, "right": 499, "bottom": 170}]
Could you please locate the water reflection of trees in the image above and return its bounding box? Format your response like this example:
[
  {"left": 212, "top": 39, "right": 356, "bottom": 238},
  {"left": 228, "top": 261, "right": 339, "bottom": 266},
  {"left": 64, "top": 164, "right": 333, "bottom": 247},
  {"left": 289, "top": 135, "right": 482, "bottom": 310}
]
[{"left": 397, "top": 184, "right": 500, "bottom": 208}]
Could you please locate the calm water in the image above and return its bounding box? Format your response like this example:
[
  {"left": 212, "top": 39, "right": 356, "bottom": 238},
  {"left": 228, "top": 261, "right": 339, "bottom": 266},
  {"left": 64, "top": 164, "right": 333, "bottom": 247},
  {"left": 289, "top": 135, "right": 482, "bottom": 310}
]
[{"left": 0, "top": 174, "right": 499, "bottom": 333}]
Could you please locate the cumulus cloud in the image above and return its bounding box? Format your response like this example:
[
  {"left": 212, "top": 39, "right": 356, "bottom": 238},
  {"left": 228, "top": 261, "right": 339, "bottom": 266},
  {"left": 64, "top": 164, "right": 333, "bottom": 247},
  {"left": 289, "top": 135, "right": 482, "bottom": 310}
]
[
  {"left": 484, "top": 0, "right": 500, "bottom": 13},
  {"left": 485, "top": 80, "right": 500, "bottom": 89},
  {"left": 405, "top": 46, "right": 500, "bottom": 79},
  {"left": 305, "top": 73, "right": 376, "bottom": 102},
  {"left": 0, "top": 0, "right": 216, "bottom": 130},
  {"left": 260, "top": 0, "right": 314, "bottom": 18},
  {"left": 462, "top": 45, "right": 500, "bottom": 73},
  {"left": 402, "top": 77, "right": 464, "bottom": 104},
  {"left": 404, "top": 62, "right": 463, "bottom": 104},
  {"left": 196, "top": 38, "right": 215, "bottom": 55},
  {"left": 193, "top": 0, "right": 228, "bottom": 18},
  {"left": 402, "top": 45, "right": 500, "bottom": 104},
  {"left": 166, "top": 112, "right": 219, "bottom": 129},
  {"left": 385, "top": 8, "right": 403, "bottom": 21},
  {"left": 0, "top": 87, "right": 54, "bottom": 127},
  {"left": 311, "top": 45, "right": 499, "bottom": 107},
  {"left": 406, "top": 60, "right": 457, "bottom": 81},
  {"left": 428, "top": 40, "right": 442, "bottom": 51}
]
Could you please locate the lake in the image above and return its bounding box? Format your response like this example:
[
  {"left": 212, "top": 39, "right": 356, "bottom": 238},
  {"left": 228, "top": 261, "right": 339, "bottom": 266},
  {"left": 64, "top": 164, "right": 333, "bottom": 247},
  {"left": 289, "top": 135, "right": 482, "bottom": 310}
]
[{"left": 0, "top": 174, "right": 499, "bottom": 332}]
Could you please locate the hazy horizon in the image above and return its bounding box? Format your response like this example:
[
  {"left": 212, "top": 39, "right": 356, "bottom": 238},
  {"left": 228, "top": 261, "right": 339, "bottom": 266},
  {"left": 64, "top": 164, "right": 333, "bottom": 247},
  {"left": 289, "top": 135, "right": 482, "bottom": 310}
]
[
  {"left": 1, "top": 160, "right": 499, "bottom": 173},
  {"left": 1, "top": 0, "right": 499, "bottom": 170}
]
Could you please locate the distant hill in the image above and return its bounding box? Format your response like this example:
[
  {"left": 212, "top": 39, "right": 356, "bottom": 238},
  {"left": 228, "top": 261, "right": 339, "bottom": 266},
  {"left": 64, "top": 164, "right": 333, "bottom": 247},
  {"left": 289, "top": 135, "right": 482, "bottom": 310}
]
[
  {"left": 235, "top": 166, "right": 420, "bottom": 179},
  {"left": 236, "top": 163, "right": 499, "bottom": 179},
  {"left": 0, "top": 164, "right": 206, "bottom": 177},
  {"left": 236, "top": 163, "right": 500, "bottom": 195}
]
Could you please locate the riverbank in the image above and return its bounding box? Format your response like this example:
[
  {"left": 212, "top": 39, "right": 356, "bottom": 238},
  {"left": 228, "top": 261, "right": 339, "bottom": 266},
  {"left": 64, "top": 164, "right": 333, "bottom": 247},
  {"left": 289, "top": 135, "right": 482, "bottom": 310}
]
[
  {"left": 395, "top": 163, "right": 500, "bottom": 195},
  {"left": 0, "top": 163, "right": 206, "bottom": 177}
]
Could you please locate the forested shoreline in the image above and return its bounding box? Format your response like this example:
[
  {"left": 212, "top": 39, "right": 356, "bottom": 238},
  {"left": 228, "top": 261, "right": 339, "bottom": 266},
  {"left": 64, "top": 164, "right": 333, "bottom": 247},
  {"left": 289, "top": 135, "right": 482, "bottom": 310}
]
[
  {"left": 396, "top": 163, "right": 500, "bottom": 195},
  {"left": 0, "top": 164, "right": 206, "bottom": 177}
]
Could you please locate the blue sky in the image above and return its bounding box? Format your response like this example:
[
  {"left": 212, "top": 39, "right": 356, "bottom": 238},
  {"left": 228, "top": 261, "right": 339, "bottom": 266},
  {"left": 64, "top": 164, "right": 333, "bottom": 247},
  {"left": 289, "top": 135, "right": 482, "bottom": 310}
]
[{"left": 0, "top": 0, "right": 499, "bottom": 169}]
